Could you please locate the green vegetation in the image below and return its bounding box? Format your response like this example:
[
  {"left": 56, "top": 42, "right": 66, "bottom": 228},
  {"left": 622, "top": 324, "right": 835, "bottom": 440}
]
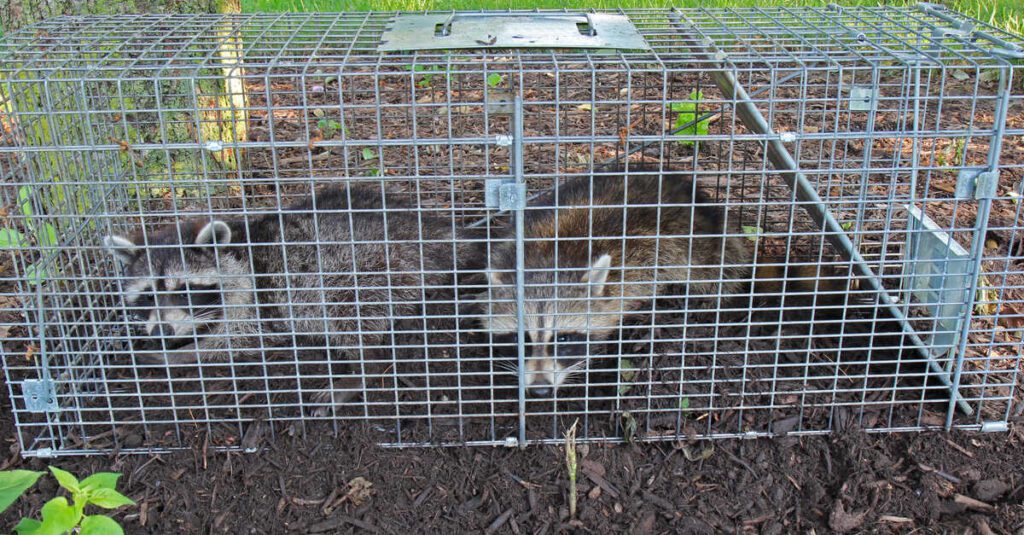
[
  {"left": 1, "top": 468, "right": 136, "bottom": 535},
  {"left": 241, "top": 0, "right": 1023, "bottom": 36}
]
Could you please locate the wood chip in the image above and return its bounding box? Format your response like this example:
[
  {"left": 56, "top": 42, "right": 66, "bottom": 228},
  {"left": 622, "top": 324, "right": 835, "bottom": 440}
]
[
  {"left": 878, "top": 515, "right": 914, "bottom": 524},
  {"left": 954, "top": 493, "right": 994, "bottom": 512},
  {"left": 943, "top": 438, "right": 975, "bottom": 458}
]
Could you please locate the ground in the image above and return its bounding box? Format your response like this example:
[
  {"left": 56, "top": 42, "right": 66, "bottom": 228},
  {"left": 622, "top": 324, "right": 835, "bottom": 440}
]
[{"left": 1, "top": 393, "right": 1023, "bottom": 533}]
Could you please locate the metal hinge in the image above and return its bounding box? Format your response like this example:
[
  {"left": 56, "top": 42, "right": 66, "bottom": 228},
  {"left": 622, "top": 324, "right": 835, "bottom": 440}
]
[
  {"left": 22, "top": 379, "right": 58, "bottom": 413},
  {"left": 485, "top": 179, "right": 526, "bottom": 211},
  {"left": 955, "top": 168, "right": 999, "bottom": 199}
]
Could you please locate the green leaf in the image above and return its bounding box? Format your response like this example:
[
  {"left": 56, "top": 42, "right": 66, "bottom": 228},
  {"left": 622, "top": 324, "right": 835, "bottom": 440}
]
[
  {"left": 25, "top": 263, "right": 49, "bottom": 286},
  {"left": 18, "top": 186, "right": 33, "bottom": 218},
  {"left": 48, "top": 467, "right": 80, "bottom": 495},
  {"left": 80, "top": 473, "right": 120, "bottom": 492},
  {"left": 741, "top": 226, "right": 762, "bottom": 242},
  {"left": 486, "top": 73, "right": 503, "bottom": 87},
  {"left": 361, "top": 148, "right": 376, "bottom": 160},
  {"left": 618, "top": 358, "right": 636, "bottom": 395},
  {"left": 86, "top": 488, "right": 135, "bottom": 509},
  {"left": 841, "top": 221, "right": 854, "bottom": 231},
  {"left": 0, "top": 228, "right": 28, "bottom": 248},
  {"left": 39, "top": 224, "right": 58, "bottom": 248},
  {"left": 679, "top": 397, "right": 690, "bottom": 410},
  {"left": 0, "top": 470, "right": 45, "bottom": 513},
  {"left": 13, "top": 517, "right": 42, "bottom": 535},
  {"left": 669, "top": 90, "right": 710, "bottom": 146},
  {"left": 80, "top": 515, "right": 124, "bottom": 535},
  {"left": 39, "top": 497, "right": 80, "bottom": 534}
]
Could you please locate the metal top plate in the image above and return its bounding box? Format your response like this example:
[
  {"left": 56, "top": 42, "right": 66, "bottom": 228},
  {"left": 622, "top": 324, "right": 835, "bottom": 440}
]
[{"left": 379, "top": 13, "right": 651, "bottom": 52}]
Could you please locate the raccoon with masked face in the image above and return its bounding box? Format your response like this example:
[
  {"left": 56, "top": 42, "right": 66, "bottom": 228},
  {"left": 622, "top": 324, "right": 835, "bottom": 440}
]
[
  {"left": 479, "top": 170, "right": 753, "bottom": 396},
  {"left": 104, "top": 184, "right": 479, "bottom": 410}
]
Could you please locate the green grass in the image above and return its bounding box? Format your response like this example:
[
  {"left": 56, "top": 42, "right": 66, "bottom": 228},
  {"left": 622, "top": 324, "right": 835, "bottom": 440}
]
[{"left": 240, "top": 0, "right": 1023, "bottom": 36}]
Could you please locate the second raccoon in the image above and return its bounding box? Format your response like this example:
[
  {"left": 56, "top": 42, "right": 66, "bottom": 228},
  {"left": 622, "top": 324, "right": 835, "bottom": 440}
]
[{"left": 480, "top": 170, "right": 753, "bottom": 396}]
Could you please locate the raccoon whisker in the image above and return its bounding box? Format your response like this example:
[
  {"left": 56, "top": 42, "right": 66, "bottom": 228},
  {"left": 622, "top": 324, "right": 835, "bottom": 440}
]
[
  {"left": 494, "top": 361, "right": 519, "bottom": 373},
  {"left": 562, "top": 360, "right": 587, "bottom": 373}
]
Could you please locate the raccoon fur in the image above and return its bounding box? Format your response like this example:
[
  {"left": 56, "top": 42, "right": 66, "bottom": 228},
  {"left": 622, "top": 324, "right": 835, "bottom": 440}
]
[
  {"left": 479, "top": 169, "right": 857, "bottom": 396},
  {"left": 104, "top": 184, "right": 479, "bottom": 411}
]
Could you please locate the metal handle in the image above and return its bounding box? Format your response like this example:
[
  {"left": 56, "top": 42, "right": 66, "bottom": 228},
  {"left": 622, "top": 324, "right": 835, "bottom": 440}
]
[{"left": 436, "top": 12, "right": 596, "bottom": 37}]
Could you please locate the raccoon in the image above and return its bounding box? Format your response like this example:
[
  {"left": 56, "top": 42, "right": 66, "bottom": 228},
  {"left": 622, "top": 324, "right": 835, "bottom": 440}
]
[
  {"left": 104, "top": 184, "right": 479, "bottom": 410},
  {"left": 480, "top": 170, "right": 754, "bottom": 396}
]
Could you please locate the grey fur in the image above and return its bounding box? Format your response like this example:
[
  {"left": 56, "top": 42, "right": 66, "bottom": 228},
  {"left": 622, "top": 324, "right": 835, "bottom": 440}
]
[
  {"left": 479, "top": 170, "right": 753, "bottom": 394},
  {"left": 105, "top": 184, "right": 480, "bottom": 412}
]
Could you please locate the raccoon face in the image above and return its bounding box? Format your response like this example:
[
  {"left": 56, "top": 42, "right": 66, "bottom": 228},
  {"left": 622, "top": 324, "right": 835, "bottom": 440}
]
[
  {"left": 104, "top": 220, "right": 247, "bottom": 349},
  {"left": 482, "top": 254, "right": 622, "bottom": 396}
]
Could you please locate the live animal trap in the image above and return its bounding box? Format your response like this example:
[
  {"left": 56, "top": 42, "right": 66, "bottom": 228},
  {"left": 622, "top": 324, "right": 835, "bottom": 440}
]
[{"left": 1, "top": 5, "right": 1022, "bottom": 456}]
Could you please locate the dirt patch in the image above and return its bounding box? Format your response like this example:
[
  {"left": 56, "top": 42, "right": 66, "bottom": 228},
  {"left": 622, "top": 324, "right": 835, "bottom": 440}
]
[{"left": 2, "top": 403, "right": 1023, "bottom": 533}]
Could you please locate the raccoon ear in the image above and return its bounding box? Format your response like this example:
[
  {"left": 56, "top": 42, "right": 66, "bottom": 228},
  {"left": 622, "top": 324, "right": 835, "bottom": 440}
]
[
  {"left": 103, "top": 235, "right": 139, "bottom": 265},
  {"left": 581, "top": 254, "right": 612, "bottom": 296},
  {"left": 194, "top": 220, "right": 232, "bottom": 248}
]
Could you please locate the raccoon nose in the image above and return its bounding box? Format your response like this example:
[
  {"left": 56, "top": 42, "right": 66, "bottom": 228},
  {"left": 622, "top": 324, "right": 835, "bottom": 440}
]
[{"left": 153, "top": 323, "right": 176, "bottom": 340}]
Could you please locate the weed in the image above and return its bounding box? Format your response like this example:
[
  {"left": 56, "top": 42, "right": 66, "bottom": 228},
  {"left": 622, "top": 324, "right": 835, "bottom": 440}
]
[
  {"left": 0, "top": 186, "right": 60, "bottom": 285},
  {"left": 668, "top": 90, "right": 711, "bottom": 146},
  {"left": 1, "top": 467, "right": 135, "bottom": 535},
  {"left": 486, "top": 73, "right": 503, "bottom": 88},
  {"left": 564, "top": 419, "right": 579, "bottom": 519}
]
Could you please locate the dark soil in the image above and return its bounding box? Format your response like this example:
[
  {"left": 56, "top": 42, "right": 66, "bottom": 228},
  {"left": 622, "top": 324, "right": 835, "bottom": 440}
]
[{"left": 2, "top": 397, "right": 1024, "bottom": 534}]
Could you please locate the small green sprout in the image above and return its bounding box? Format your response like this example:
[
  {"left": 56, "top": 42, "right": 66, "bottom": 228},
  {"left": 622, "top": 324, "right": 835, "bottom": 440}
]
[
  {"left": 621, "top": 411, "right": 638, "bottom": 444},
  {"left": 361, "top": 147, "right": 376, "bottom": 161},
  {"left": 1, "top": 467, "right": 135, "bottom": 535},
  {"left": 486, "top": 73, "right": 504, "bottom": 88},
  {"left": 741, "top": 225, "right": 762, "bottom": 242},
  {"left": 564, "top": 419, "right": 579, "bottom": 519},
  {"left": 316, "top": 118, "right": 342, "bottom": 138},
  {"left": 668, "top": 90, "right": 712, "bottom": 146},
  {"left": 405, "top": 64, "right": 444, "bottom": 88},
  {"left": 618, "top": 358, "right": 636, "bottom": 395}
]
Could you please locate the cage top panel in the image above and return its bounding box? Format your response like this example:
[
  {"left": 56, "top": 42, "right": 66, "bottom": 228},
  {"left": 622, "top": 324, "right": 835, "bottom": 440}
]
[{"left": 2, "top": 5, "right": 1023, "bottom": 77}]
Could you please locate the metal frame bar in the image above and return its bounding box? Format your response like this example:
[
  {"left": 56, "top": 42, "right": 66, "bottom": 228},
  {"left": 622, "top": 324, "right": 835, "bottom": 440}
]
[{"left": 667, "top": 7, "right": 975, "bottom": 415}]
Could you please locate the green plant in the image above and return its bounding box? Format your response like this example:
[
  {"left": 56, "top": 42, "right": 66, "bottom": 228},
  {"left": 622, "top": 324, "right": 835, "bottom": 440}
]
[
  {"left": 406, "top": 64, "right": 444, "bottom": 88},
  {"left": 617, "top": 358, "right": 636, "bottom": 395},
  {"left": 668, "top": 90, "right": 712, "bottom": 146},
  {"left": 485, "top": 73, "right": 503, "bottom": 88},
  {"left": 0, "top": 186, "right": 60, "bottom": 285},
  {"left": 1, "top": 467, "right": 135, "bottom": 535},
  {"left": 564, "top": 419, "right": 578, "bottom": 519},
  {"left": 317, "top": 118, "right": 343, "bottom": 138}
]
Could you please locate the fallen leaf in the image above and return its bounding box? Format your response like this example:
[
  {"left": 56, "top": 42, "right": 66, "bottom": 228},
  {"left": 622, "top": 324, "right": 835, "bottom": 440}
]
[{"left": 343, "top": 477, "right": 374, "bottom": 506}]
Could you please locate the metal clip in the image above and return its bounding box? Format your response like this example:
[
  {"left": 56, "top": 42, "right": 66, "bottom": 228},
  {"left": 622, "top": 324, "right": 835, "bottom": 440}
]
[
  {"left": 849, "top": 86, "right": 876, "bottom": 112},
  {"left": 485, "top": 179, "right": 526, "bottom": 211},
  {"left": 22, "top": 379, "right": 58, "bottom": 413},
  {"left": 953, "top": 168, "right": 1000, "bottom": 200}
]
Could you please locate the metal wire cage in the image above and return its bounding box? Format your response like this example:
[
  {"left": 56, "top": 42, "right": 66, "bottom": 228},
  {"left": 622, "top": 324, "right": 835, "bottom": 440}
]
[{"left": 1, "top": 5, "right": 1022, "bottom": 456}]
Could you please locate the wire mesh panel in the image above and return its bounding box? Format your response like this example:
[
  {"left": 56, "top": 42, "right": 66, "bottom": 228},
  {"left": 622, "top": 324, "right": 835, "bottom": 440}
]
[{"left": 0, "top": 5, "right": 1022, "bottom": 456}]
